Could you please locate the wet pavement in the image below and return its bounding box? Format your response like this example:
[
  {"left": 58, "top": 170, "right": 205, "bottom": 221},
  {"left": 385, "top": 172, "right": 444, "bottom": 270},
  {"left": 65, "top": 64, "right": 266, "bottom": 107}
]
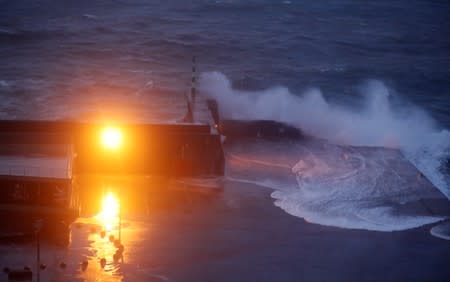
[{"left": 0, "top": 178, "right": 449, "bottom": 282}]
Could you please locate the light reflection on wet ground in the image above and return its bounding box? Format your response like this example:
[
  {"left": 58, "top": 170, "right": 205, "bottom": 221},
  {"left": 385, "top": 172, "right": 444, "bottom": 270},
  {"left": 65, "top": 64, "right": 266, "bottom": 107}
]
[
  {"left": 0, "top": 174, "right": 221, "bottom": 281},
  {"left": 0, "top": 213, "right": 133, "bottom": 281},
  {"left": 72, "top": 217, "right": 128, "bottom": 282},
  {"left": 1, "top": 177, "right": 449, "bottom": 281},
  {"left": 4, "top": 217, "right": 150, "bottom": 282}
]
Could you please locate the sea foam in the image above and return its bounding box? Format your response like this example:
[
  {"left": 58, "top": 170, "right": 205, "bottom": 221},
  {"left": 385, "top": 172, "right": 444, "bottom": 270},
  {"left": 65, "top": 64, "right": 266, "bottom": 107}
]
[
  {"left": 200, "top": 71, "right": 450, "bottom": 231},
  {"left": 199, "top": 71, "right": 449, "bottom": 198}
]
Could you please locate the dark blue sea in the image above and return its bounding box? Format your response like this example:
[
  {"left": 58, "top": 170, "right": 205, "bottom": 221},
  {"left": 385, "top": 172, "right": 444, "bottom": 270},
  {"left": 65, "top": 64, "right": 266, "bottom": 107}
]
[
  {"left": 1, "top": 0, "right": 450, "bottom": 235},
  {"left": 1, "top": 1, "right": 450, "bottom": 281}
]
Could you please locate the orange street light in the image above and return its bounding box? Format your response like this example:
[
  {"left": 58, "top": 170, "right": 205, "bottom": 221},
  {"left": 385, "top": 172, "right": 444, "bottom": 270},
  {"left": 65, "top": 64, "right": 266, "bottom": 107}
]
[{"left": 101, "top": 127, "right": 123, "bottom": 150}]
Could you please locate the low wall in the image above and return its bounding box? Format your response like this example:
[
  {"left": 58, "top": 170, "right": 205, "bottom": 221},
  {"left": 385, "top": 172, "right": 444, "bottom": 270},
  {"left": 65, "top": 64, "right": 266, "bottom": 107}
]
[{"left": 0, "top": 120, "right": 224, "bottom": 177}]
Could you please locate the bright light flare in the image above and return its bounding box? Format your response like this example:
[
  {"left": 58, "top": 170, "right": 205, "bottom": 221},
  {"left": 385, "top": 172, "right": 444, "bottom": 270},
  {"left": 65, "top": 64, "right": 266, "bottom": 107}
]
[
  {"left": 101, "top": 127, "right": 123, "bottom": 150},
  {"left": 96, "top": 192, "right": 120, "bottom": 231}
]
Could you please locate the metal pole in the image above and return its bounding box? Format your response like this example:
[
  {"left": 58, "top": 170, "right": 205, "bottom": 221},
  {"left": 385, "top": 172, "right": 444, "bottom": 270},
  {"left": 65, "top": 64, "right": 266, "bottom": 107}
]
[
  {"left": 36, "top": 231, "right": 40, "bottom": 282},
  {"left": 119, "top": 186, "right": 122, "bottom": 243},
  {"left": 191, "top": 56, "right": 196, "bottom": 122},
  {"left": 191, "top": 56, "right": 196, "bottom": 102},
  {"left": 118, "top": 152, "right": 122, "bottom": 243}
]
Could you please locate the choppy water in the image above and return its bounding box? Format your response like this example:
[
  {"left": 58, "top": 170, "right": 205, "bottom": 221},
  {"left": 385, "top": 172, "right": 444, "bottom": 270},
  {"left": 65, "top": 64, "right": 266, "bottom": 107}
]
[{"left": 0, "top": 0, "right": 449, "bottom": 235}]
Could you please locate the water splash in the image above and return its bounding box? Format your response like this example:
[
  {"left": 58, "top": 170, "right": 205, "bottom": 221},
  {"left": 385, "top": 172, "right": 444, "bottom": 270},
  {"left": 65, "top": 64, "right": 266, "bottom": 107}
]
[{"left": 200, "top": 71, "right": 450, "bottom": 199}]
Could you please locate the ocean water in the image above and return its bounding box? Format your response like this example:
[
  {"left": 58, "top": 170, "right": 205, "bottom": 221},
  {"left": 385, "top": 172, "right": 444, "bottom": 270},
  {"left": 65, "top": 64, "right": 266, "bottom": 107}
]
[{"left": 0, "top": 0, "right": 449, "bottom": 234}]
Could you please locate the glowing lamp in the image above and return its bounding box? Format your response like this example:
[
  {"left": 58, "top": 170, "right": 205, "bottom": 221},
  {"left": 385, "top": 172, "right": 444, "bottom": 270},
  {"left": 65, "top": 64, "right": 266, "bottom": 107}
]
[{"left": 101, "top": 127, "right": 123, "bottom": 150}]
